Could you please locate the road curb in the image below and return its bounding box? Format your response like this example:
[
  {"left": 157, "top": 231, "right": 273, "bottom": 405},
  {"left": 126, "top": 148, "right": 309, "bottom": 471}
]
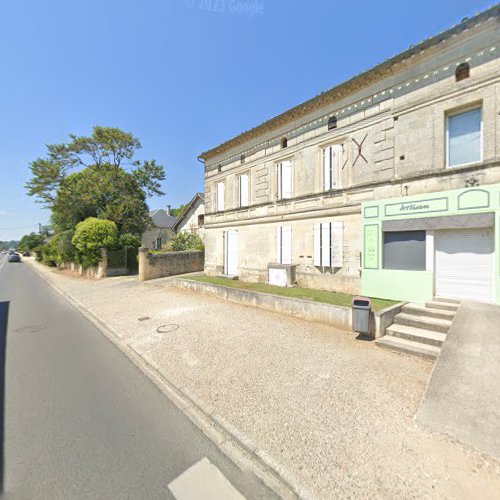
[{"left": 26, "top": 260, "right": 301, "bottom": 500}]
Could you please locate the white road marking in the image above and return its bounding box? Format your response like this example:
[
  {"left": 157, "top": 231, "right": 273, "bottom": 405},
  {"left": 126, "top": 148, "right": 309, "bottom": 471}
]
[
  {"left": 0, "top": 256, "right": 7, "bottom": 274},
  {"left": 168, "top": 457, "right": 246, "bottom": 500}
]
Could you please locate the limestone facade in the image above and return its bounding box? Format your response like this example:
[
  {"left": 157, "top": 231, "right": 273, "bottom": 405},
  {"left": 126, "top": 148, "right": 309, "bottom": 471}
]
[{"left": 200, "top": 9, "right": 500, "bottom": 293}]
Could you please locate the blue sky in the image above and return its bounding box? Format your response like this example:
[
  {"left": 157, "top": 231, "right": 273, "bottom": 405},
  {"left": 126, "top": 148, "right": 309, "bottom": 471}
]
[{"left": 0, "top": 0, "right": 493, "bottom": 240}]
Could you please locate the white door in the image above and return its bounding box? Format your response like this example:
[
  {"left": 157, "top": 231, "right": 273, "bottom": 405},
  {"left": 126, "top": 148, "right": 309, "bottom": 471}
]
[
  {"left": 435, "top": 228, "right": 494, "bottom": 302},
  {"left": 224, "top": 230, "right": 238, "bottom": 276}
]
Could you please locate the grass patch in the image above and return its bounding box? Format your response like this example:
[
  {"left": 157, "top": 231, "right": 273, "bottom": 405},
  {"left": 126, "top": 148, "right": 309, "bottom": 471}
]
[{"left": 184, "top": 276, "right": 397, "bottom": 311}]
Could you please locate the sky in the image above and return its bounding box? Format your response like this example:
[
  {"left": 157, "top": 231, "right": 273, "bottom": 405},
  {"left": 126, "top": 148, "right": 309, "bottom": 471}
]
[{"left": 0, "top": 0, "right": 493, "bottom": 240}]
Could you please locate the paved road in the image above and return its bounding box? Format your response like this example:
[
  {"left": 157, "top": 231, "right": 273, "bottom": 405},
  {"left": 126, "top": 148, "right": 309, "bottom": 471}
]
[{"left": 0, "top": 255, "right": 277, "bottom": 499}]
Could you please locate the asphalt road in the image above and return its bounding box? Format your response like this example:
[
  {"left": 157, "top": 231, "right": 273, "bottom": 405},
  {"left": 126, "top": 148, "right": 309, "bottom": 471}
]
[{"left": 0, "top": 255, "right": 277, "bottom": 500}]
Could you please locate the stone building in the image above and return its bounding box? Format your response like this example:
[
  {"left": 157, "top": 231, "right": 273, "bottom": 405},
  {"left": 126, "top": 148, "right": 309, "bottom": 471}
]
[
  {"left": 141, "top": 206, "right": 178, "bottom": 250},
  {"left": 172, "top": 193, "right": 205, "bottom": 238},
  {"left": 198, "top": 6, "right": 500, "bottom": 304}
]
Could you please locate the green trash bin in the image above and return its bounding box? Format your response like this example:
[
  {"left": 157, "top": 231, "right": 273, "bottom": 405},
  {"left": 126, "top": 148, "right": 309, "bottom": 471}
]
[{"left": 352, "top": 297, "right": 372, "bottom": 334}]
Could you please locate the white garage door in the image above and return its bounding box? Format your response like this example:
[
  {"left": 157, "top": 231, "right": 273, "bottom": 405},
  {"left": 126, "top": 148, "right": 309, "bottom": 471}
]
[{"left": 435, "top": 228, "right": 494, "bottom": 303}]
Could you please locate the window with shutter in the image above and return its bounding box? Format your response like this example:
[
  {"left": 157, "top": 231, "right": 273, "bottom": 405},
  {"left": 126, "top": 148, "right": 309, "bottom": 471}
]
[
  {"left": 216, "top": 182, "right": 225, "bottom": 211},
  {"left": 323, "top": 145, "right": 342, "bottom": 190},
  {"left": 276, "top": 226, "right": 292, "bottom": 265},
  {"left": 313, "top": 222, "right": 344, "bottom": 268},
  {"left": 239, "top": 174, "right": 249, "bottom": 207},
  {"left": 277, "top": 161, "right": 292, "bottom": 199}
]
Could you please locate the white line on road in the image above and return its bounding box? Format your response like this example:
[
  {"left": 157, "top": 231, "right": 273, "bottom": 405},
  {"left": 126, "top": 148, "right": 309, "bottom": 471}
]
[
  {"left": 0, "top": 256, "right": 7, "bottom": 274},
  {"left": 168, "top": 457, "right": 246, "bottom": 500}
]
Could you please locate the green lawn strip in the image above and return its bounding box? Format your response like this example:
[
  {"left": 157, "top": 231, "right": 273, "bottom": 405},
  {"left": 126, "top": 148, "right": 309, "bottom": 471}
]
[{"left": 184, "top": 276, "right": 397, "bottom": 311}]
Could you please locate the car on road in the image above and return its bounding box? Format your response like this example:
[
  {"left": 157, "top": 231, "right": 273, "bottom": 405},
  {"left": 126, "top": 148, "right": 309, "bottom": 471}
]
[
  {"left": 0, "top": 250, "right": 6, "bottom": 255},
  {"left": 22, "top": 251, "right": 31, "bottom": 257},
  {"left": 8, "top": 253, "right": 21, "bottom": 263}
]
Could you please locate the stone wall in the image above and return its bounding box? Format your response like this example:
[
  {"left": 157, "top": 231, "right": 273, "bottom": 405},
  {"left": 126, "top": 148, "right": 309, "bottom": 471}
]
[
  {"left": 139, "top": 248, "right": 204, "bottom": 281},
  {"left": 59, "top": 248, "right": 108, "bottom": 280}
]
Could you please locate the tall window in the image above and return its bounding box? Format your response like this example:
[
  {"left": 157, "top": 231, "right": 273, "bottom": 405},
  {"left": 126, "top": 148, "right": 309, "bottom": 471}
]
[
  {"left": 323, "top": 144, "right": 342, "bottom": 190},
  {"left": 216, "top": 182, "right": 225, "bottom": 211},
  {"left": 447, "top": 107, "right": 482, "bottom": 167},
  {"left": 276, "top": 226, "right": 292, "bottom": 265},
  {"left": 313, "top": 222, "right": 344, "bottom": 268},
  {"left": 239, "top": 174, "right": 249, "bottom": 207},
  {"left": 277, "top": 161, "right": 292, "bottom": 200}
]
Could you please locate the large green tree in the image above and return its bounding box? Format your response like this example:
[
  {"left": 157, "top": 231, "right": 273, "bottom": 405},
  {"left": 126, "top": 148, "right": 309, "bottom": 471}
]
[{"left": 26, "top": 126, "right": 165, "bottom": 235}]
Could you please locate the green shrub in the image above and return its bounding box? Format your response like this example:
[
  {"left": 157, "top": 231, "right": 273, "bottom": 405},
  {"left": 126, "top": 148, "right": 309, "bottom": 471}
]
[
  {"left": 72, "top": 218, "right": 118, "bottom": 268},
  {"left": 163, "top": 232, "right": 204, "bottom": 252},
  {"left": 117, "top": 233, "right": 141, "bottom": 249}
]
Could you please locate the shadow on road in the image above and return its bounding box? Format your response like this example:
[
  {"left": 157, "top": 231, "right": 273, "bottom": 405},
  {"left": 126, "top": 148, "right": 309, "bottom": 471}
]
[{"left": 0, "top": 302, "right": 8, "bottom": 494}]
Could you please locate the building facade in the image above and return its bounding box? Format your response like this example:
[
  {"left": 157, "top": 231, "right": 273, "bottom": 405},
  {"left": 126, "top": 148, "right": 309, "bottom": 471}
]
[
  {"left": 172, "top": 193, "right": 205, "bottom": 238},
  {"left": 141, "top": 207, "right": 178, "bottom": 250},
  {"left": 199, "top": 7, "right": 500, "bottom": 302}
]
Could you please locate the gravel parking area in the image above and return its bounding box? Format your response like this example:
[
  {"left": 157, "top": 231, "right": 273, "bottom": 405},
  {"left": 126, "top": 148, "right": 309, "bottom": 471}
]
[{"left": 30, "top": 262, "right": 500, "bottom": 499}]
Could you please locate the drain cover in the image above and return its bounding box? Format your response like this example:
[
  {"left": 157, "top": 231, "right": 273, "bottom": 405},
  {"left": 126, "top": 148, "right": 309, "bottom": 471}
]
[
  {"left": 16, "top": 325, "right": 47, "bottom": 334},
  {"left": 156, "top": 324, "right": 179, "bottom": 333}
]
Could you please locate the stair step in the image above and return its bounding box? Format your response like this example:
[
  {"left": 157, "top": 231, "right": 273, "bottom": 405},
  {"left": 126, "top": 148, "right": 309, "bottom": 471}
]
[
  {"left": 394, "top": 313, "right": 452, "bottom": 333},
  {"left": 425, "top": 300, "right": 460, "bottom": 312},
  {"left": 386, "top": 324, "right": 446, "bottom": 347},
  {"left": 402, "top": 303, "right": 456, "bottom": 321},
  {"left": 376, "top": 335, "right": 440, "bottom": 360},
  {"left": 434, "top": 297, "right": 461, "bottom": 304}
]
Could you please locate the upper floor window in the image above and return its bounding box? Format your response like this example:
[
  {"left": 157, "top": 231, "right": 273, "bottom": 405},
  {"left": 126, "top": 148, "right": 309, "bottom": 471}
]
[
  {"left": 446, "top": 107, "right": 482, "bottom": 168},
  {"left": 239, "top": 174, "right": 249, "bottom": 207},
  {"left": 323, "top": 144, "right": 342, "bottom": 190},
  {"left": 216, "top": 182, "right": 225, "bottom": 211},
  {"left": 198, "top": 214, "right": 205, "bottom": 227},
  {"left": 277, "top": 160, "right": 292, "bottom": 200},
  {"left": 455, "top": 62, "right": 470, "bottom": 82},
  {"left": 281, "top": 137, "right": 288, "bottom": 149},
  {"left": 328, "top": 116, "right": 337, "bottom": 130}
]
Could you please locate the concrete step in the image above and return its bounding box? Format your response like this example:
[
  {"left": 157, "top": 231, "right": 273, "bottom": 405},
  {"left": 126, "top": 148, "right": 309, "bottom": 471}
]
[
  {"left": 394, "top": 313, "right": 453, "bottom": 334},
  {"left": 434, "top": 297, "right": 461, "bottom": 304},
  {"left": 425, "top": 300, "right": 460, "bottom": 312},
  {"left": 376, "top": 335, "right": 440, "bottom": 360},
  {"left": 386, "top": 324, "right": 447, "bottom": 347},
  {"left": 402, "top": 303, "right": 456, "bottom": 321}
]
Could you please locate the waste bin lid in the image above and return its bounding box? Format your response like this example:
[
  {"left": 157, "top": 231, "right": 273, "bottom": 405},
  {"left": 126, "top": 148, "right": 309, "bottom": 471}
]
[{"left": 352, "top": 296, "right": 371, "bottom": 308}]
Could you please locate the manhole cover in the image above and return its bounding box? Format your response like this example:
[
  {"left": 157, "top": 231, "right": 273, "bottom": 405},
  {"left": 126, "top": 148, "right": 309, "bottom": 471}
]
[
  {"left": 16, "top": 325, "right": 47, "bottom": 334},
  {"left": 156, "top": 324, "right": 179, "bottom": 333}
]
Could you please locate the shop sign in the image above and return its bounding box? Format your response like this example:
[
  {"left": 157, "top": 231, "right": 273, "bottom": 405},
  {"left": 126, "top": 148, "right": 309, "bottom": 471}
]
[
  {"left": 364, "top": 225, "right": 379, "bottom": 269},
  {"left": 384, "top": 197, "right": 448, "bottom": 217}
]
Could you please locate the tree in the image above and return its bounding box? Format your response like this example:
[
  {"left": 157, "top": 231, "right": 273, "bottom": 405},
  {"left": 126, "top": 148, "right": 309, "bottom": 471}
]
[
  {"left": 72, "top": 218, "right": 118, "bottom": 267},
  {"left": 170, "top": 203, "right": 189, "bottom": 217},
  {"left": 26, "top": 126, "right": 165, "bottom": 236},
  {"left": 18, "top": 232, "right": 45, "bottom": 252}
]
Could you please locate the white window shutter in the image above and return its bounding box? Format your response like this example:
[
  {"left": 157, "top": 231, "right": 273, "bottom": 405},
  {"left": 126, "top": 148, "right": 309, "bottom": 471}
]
[
  {"left": 321, "top": 223, "right": 331, "bottom": 267},
  {"left": 314, "top": 223, "right": 322, "bottom": 266},
  {"left": 332, "top": 222, "right": 344, "bottom": 268},
  {"left": 333, "top": 144, "right": 342, "bottom": 188},
  {"left": 240, "top": 175, "right": 249, "bottom": 207},
  {"left": 323, "top": 147, "right": 332, "bottom": 191},
  {"left": 217, "top": 183, "right": 225, "bottom": 211},
  {"left": 276, "top": 226, "right": 282, "bottom": 263},
  {"left": 281, "top": 226, "right": 292, "bottom": 265},
  {"left": 280, "top": 161, "right": 292, "bottom": 199}
]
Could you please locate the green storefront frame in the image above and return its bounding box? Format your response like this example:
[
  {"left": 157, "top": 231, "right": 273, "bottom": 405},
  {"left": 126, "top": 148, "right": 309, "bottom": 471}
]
[{"left": 361, "top": 183, "right": 500, "bottom": 304}]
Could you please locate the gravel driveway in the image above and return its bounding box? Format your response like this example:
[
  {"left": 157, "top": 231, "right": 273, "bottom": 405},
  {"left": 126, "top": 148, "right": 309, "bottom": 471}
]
[{"left": 31, "top": 263, "right": 500, "bottom": 499}]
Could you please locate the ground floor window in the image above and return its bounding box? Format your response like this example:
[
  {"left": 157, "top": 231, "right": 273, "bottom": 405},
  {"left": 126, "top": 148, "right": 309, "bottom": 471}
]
[{"left": 383, "top": 230, "right": 425, "bottom": 271}]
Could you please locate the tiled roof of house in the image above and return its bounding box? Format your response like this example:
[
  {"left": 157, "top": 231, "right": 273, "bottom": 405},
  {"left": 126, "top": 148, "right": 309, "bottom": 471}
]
[
  {"left": 199, "top": 5, "right": 499, "bottom": 161},
  {"left": 149, "top": 209, "right": 178, "bottom": 228}
]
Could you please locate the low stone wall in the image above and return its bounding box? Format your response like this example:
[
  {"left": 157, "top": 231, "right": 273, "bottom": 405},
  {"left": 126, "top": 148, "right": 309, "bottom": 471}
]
[
  {"left": 58, "top": 248, "right": 107, "bottom": 280},
  {"left": 139, "top": 248, "right": 204, "bottom": 281},
  {"left": 174, "top": 278, "right": 402, "bottom": 337}
]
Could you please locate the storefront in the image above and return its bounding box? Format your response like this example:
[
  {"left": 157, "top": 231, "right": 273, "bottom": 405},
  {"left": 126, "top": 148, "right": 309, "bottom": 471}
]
[{"left": 361, "top": 184, "right": 500, "bottom": 304}]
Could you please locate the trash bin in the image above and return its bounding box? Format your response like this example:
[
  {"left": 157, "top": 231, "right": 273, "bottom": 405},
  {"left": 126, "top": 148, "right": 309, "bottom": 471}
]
[{"left": 352, "top": 297, "right": 372, "bottom": 334}]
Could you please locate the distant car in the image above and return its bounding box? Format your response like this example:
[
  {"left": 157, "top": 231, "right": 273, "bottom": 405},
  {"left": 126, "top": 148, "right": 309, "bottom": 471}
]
[
  {"left": 0, "top": 250, "right": 6, "bottom": 255},
  {"left": 8, "top": 253, "right": 21, "bottom": 263},
  {"left": 22, "top": 251, "right": 31, "bottom": 257}
]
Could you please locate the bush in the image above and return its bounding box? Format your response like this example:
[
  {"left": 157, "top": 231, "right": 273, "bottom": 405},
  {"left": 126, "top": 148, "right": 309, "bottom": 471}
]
[
  {"left": 117, "top": 233, "right": 141, "bottom": 249},
  {"left": 72, "top": 218, "right": 118, "bottom": 268},
  {"left": 163, "top": 232, "right": 204, "bottom": 252},
  {"left": 34, "top": 242, "right": 58, "bottom": 267}
]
